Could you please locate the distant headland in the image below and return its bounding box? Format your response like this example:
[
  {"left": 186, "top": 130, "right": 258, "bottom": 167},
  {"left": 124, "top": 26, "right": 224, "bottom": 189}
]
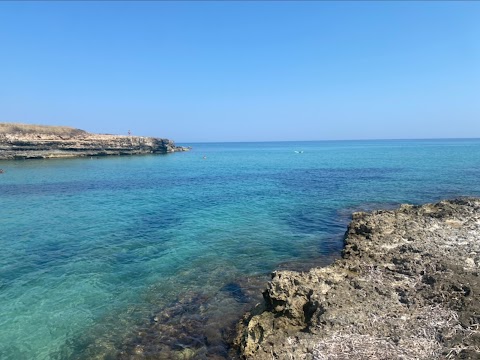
[{"left": 0, "top": 123, "right": 190, "bottom": 160}]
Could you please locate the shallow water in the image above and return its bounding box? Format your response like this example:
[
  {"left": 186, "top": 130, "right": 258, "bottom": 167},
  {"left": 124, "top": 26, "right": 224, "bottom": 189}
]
[{"left": 1, "top": 139, "right": 480, "bottom": 359}]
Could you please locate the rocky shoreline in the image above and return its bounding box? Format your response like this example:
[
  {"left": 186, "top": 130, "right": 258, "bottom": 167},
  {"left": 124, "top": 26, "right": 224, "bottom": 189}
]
[
  {"left": 102, "top": 199, "right": 480, "bottom": 359},
  {"left": 234, "top": 198, "right": 480, "bottom": 359},
  {"left": 0, "top": 123, "right": 190, "bottom": 160}
]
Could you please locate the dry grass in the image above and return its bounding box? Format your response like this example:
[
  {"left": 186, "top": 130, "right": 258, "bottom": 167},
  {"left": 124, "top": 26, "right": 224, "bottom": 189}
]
[
  {"left": 312, "top": 305, "right": 463, "bottom": 360},
  {"left": 0, "top": 123, "right": 87, "bottom": 136},
  {"left": 313, "top": 333, "right": 437, "bottom": 360}
]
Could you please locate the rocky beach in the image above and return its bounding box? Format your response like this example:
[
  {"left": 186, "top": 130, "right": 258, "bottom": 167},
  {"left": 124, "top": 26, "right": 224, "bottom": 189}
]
[
  {"left": 234, "top": 198, "right": 480, "bottom": 359},
  {"left": 0, "top": 123, "right": 189, "bottom": 160}
]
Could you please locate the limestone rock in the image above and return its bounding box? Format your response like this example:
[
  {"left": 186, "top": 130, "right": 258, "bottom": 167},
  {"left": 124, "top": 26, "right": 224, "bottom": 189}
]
[
  {"left": 0, "top": 123, "right": 190, "bottom": 159},
  {"left": 234, "top": 198, "right": 480, "bottom": 359}
]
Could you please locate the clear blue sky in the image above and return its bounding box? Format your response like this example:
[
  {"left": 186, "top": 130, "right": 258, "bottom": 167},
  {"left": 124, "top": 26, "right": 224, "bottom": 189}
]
[{"left": 0, "top": 1, "right": 479, "bottom": 142}]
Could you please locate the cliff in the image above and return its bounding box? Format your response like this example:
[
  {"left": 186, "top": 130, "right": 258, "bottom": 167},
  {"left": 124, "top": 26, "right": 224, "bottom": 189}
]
[
  {"left": 0, "top": 123, "right": 190, "bottom": 160},
  {"left": 234, "top": 198, "right": 480, "bottom": 359}
]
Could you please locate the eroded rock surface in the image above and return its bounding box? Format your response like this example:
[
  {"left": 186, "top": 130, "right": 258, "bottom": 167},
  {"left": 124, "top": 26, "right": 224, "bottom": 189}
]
[
  {"left": 0, "top": 123, "right": 190, "bottom": 159},
  {"left": 235, "top": 198, "right": 480, "bottom": 359}
]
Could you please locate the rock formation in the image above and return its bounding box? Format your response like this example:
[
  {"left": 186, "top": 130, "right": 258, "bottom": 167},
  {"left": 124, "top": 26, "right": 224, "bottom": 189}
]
[
  {"left": 0, "top": 123, "right": 190, "bottom": 160},
  {"left": 235, "top": 198, "right": 480, "bottom": 359}
]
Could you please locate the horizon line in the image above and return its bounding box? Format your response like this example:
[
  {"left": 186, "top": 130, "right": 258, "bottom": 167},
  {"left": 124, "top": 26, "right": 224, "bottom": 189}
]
[{"left": 177, "top": 137, "right": 480, "bottom": 144}]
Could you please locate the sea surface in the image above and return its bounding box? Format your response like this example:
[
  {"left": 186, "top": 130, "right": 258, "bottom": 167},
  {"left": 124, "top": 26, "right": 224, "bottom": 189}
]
[{"left": 1, "top": 139, "right": 480, "bottom": 359}]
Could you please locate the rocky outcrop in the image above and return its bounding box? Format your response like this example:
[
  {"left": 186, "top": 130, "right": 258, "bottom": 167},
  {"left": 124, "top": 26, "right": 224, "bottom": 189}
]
[
  {"left": 235, "top": 198, "right": 480, "bottom": 359},
  {"left": 0, "top": 123, "right": 190, "bottom": 160}
]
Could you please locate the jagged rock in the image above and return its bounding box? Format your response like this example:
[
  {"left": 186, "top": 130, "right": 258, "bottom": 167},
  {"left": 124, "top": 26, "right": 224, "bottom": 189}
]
[
  {"left": 234, "top": 198, "right": 480, "bottom": 359},
  {"left": 0, "top": 123, "right": 190, "bottom": 159}
]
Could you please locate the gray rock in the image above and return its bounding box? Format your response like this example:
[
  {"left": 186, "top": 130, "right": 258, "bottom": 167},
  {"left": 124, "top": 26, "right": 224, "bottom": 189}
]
[{"left": 234, "top": 198, "right": 480, "bottom": 359}]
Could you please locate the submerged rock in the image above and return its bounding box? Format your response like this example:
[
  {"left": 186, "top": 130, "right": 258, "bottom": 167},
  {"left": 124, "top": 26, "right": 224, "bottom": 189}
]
[
  {"left": 0, "top": 123, "right": 190, "bottom": 159},
  {"left": 114, "top": 276, "right": 266, "bottom": 360},
  {"left": 234, "top": 198, "right": 480, "bottom": 359}
]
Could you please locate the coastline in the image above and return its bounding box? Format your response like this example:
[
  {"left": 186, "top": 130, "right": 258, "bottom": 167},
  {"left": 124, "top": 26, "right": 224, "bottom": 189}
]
[
  {"left": 110, "top": 255, "right": 343, "bottom": 360},
  {"left": 0, "top": 123, "right": 190, "bottom": 160},
  {"left": 234, "top": 198, "right": 480, "bottom": 359},
  {"left": 3, "top": 137, "right": 480, "bottom": 359},
  {"left": 109, "top": 198, "right": 480, "bottom": 359}
]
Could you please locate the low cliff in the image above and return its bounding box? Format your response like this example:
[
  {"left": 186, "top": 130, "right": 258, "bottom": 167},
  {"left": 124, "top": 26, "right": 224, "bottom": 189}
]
[
  {"left": 235, "top": 198, "right": 480, "bottom": 359},
  {"left": 0, "top": 123, "right": 190, "bottom": 160}
]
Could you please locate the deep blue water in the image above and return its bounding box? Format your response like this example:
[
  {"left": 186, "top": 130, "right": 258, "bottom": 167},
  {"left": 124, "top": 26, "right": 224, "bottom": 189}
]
[{"left": 1, "top": 139, "right": 480, "bottom": 359}]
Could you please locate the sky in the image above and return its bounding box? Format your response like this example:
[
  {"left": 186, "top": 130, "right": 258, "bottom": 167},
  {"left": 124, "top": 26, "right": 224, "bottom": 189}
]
[{"left": 0, "top": 1, "right": 479, "bottom": 142}]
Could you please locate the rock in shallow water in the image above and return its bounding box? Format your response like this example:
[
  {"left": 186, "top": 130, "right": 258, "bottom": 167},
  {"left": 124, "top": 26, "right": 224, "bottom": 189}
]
[
  {"left": 114, "top": 276, "right": 267, "bottom": 360},
  {"left": 234, "top": 198, "right": 480, "bottom": 359}
]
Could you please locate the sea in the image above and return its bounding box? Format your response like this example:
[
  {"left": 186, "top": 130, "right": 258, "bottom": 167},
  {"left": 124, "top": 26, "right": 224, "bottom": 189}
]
[{"left": 1, "top": 139, "right": 480, "bottom": 359}]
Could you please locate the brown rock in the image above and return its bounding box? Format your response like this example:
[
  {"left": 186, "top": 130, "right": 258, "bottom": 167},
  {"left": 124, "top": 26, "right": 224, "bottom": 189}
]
[
  {"left": 234, "top": 198, "right": 480, "bottom": 359},
  {"left": 0, "top": 123, "right": 190, "bottom": 159}
]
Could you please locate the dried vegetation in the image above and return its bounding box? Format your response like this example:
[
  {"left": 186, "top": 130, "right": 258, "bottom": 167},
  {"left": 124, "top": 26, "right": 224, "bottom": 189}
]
[
  {"left": 0, "top": 122, "right": 87, "bottom": 137},
  {"left": 235, "top": 199, "right": 480, "bottom": 360}
]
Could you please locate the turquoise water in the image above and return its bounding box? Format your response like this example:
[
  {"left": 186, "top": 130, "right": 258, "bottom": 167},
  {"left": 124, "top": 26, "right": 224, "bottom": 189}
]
[{"left": 1, "top": 139, "right": 480, "bottom": 359}]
